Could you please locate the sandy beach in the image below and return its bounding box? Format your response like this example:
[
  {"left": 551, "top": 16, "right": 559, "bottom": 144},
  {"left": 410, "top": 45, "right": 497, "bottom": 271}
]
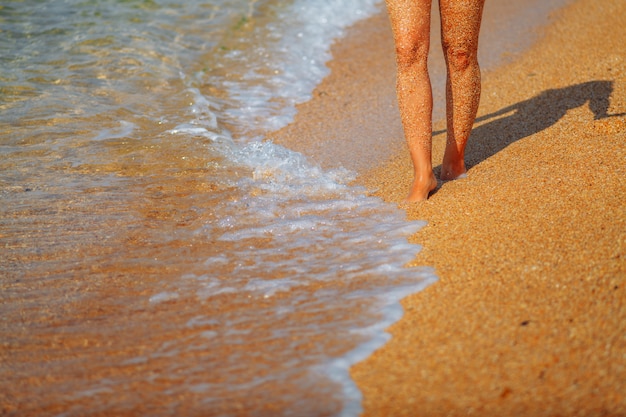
[
  {"left": 272, "top": 0, "right": 626, "bottom": 415},
  {"left": 2, "top": 0, "right": 624, "bottom": 415}
]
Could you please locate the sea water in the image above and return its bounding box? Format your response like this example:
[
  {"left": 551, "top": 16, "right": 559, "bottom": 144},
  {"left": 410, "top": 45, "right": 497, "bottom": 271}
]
[{"left": 0, "top": 0, "right": 437, "bottom": 415}]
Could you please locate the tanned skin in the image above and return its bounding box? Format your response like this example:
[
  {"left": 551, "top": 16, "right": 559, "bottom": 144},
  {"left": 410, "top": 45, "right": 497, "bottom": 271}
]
[{"left": 385, "top": 0, "right": 485, "bottom": 201}]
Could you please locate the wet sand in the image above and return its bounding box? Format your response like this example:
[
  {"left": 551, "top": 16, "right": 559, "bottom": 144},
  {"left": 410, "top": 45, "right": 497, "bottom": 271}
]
[{"left": 271, "top": 0, "right": 626, "bottom": 415}]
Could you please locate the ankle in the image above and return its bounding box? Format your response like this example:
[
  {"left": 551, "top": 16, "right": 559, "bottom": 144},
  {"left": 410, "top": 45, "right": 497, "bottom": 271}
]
[
  {"left": 405, "top": 170, "right": 437, "bottom": 202},
  {"left": 440, "top": 159, "right": 466, "bottom": 180}
]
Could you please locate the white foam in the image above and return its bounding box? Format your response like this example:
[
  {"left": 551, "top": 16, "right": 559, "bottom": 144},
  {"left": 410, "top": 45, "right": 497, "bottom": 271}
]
[
  {"left": 243, "top": 278, "right": 302, "bottom": 297},
  {"left": 167, "top": 124, "right": 209, "bottom": 136},
  {"left": 321, "top": 278, "right": 436, "bottom": 417},
  {"left": 93, "top": 120, "right": 136, "bottom": 141},
  {"left": 186, "top": 316, "right": 220, "bottom": 328},
  {"left": 194, "top": 278, "right": 238, "bottom": 299},
  {"left": 165, "top": 1, "right": 439, "bottom": 415},
  {"left": 192, "top": 0, "right": 381, "bottom": 137},
  {"left": 148, "top": 291, "right": 179, "bottom": 304}
]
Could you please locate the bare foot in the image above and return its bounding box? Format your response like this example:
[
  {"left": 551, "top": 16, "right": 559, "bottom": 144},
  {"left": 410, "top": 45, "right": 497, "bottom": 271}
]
[
  {"left": 405, "top": 171, "right": 438, "bottom": 202},
  {"left": 440, "top": 158, "right": 467, "bottom": 181}
]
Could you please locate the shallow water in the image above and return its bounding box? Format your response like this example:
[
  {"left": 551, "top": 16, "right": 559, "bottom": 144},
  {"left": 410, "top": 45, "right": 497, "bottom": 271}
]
[{"left": 1, "top": 1, "right": 436, "bottom": 415}]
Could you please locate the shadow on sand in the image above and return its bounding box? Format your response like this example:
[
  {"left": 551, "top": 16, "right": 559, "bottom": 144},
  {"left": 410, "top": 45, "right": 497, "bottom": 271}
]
[{"left": 433, "top": 80, "right": 625, "bottom": 178}]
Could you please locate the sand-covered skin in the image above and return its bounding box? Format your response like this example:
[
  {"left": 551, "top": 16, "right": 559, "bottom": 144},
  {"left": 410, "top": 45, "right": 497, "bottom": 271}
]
[{"left": 351, "top": 0, "right": 626, "bottom": 415}]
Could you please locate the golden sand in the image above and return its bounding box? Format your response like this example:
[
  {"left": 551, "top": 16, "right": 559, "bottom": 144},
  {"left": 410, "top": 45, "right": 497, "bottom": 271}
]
[
  {"left": 272, "top": 0, "right": 625, "bottom": 415},
  {"left": 352, "top": 0, "right": 626, "bottom": 415}
]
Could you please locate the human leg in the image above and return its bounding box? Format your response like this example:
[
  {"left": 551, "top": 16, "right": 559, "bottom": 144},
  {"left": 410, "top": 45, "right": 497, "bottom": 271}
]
[
  {"left": 385, "top": 0, "right": 437, "bottom": 202},
  {"left": 439, "top": 0, "right": 484, "bottom": 180}
]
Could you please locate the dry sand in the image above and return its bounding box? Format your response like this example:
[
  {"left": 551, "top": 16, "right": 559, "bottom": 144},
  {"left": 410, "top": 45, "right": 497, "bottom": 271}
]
[{"left": 271, "top": 0, "right": 626, "bottom": 415}]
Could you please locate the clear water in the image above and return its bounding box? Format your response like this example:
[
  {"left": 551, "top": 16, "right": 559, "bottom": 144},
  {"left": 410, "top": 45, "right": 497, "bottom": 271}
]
[{"left": 0, "top": 0, "right": 436, "bottom": 415}]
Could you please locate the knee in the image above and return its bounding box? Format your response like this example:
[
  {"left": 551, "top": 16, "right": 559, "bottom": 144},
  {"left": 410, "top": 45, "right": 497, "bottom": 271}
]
[
  {"left": 394, "top": 38, "right": 428, "bottom": 72},
  {"left": 443, "top": 44, "right": 477, "bottom": 73}
]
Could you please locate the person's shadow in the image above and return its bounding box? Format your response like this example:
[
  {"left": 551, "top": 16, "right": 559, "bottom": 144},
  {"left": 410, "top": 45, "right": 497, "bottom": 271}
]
[{"left": 433, "top": 80, "right": 625, "bottom": 176}]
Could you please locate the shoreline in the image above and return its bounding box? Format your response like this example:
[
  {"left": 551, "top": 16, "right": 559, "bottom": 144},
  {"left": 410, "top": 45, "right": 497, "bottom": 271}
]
[{"left": 270, "top": 0, "right": 626, "bottom": 415}]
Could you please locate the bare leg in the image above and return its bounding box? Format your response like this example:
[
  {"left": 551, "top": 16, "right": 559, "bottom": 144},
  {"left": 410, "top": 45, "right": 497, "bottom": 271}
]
[
  {"left": 385, "top": 0, "right": 437, "bottom": 202},
  {"left": 439, "top": 0, "right": 484, "bottom": 180}
]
